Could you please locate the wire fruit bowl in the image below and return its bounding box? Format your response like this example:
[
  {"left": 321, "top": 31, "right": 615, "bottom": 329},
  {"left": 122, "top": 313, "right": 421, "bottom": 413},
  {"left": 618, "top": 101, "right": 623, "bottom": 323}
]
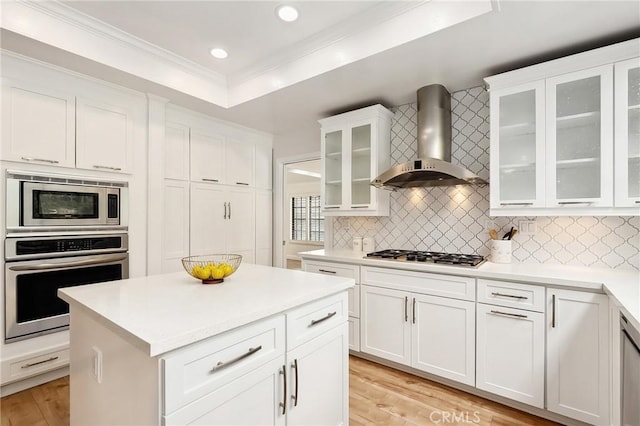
[{"left": 181, "top": 254, "right": 242, "bottom": 284}]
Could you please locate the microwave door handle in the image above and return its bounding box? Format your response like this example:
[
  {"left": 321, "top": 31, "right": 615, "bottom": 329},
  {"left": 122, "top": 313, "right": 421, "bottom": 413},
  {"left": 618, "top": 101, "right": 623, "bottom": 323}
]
[{"left": 8, "top": 254, "right": 128, "bottom": 271}]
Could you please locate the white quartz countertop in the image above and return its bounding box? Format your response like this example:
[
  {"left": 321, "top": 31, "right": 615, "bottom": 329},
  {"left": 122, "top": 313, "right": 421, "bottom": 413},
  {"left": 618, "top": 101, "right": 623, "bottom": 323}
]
[
  {"left": 58, "top": 264, "right": 354, "bottom": 357},
  {"left": 300, "top": 249, "right": 640, "bottom": 331}
]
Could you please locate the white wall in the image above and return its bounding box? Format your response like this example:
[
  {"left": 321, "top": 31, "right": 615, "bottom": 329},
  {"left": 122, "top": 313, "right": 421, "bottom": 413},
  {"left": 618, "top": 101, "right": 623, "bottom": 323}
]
[{"left": 273, "top": 123, "right": 320, "bottom": 163}]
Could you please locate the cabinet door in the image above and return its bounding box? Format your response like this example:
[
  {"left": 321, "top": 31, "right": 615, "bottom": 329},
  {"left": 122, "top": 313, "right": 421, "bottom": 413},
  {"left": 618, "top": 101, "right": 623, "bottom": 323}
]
[
  {"left": 255, "top": 142, "right": 273, "bottom": 190},
  {"left": 350, "top": 120, "right": 374, "bottom": 207},
  {"left": 546, "top": 65, "right": 614, "bottom": 207},
  {"left": 226, "top": 138, "right": 253, "bottom": 186},
  {"left": 411, "top": 294, "right": 475, "bottom": 386},
  {"left": 1, "top": 80, "right": 75, "bottom": 167},
  {"left": 547, "top": 289, "right": 609, "bottom": 425},
  {"left": 76, "top": 97, "right": 133, "bottom": 173},
  {"left": 190, "top": 182, "right": 227, "bottom": 256},
  {"left": 162, "top": 180, "right": 190, "bottom": 273},
  {"left": 614, "top": 58, "right": 640, "bottom": 207},
  {"left": 227, "top": 187, "right": 255, "bottom": 263},
  {"left": 360, "top": 285, "right": 411, "bottom": 365},
  {"left": 321, "top": 128, "right": 343, "bottom": 209},
  {"left": 164, "top": 357, "right": 286, "bottom": 426},
  {"left": 191, "top": 130, "right": 225, "bottom": 183},
  {"left": 255, "top": 189, "right": 272, "bottom": 266},
  {"left": 165, "top": 122, "right": 190, "bottom": 180},
  {"left": 286, "top": 323, "right": 348, "bottom": 426},
  {"left": 476, "top": 304, "right": 544, "bottom": 408},
  {"left": 490, "top": 82, "right": 546, "bottom": 210}
]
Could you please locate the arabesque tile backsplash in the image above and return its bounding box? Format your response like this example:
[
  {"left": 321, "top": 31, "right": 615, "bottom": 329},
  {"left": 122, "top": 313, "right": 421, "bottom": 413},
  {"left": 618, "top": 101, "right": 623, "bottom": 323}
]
[{"left": 331, "top": 87, "right": 640, "bottom": 270}]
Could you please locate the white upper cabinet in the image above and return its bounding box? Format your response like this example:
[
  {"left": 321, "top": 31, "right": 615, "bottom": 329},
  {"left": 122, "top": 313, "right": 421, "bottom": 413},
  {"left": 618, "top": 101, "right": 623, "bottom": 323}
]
[
  {"left": 255, "top": 142, "right": 273, "bottom": 190},
  {"left": 164, "top": 122, "right": 190, "bottom": 181},
  {"left": 490, "top": 81, "right": 546, "bottom": 208},
  {"left": 614, "top": 57, "right": 640, "bottom": 207},
  {"left": 1, "top": 79, "right": 75, "bottom": 168},
  {"left": 546, "top": 65, "right": 613, "bottom": 207},
  {"left": 226, "top": 137, "right": 254, "bottom": 186},
  {"left": 486, "top": 38, "right": 639, "bottom": 215},
  {"left": 76, "top": 96, "right": 134, "bottom": 173},
  {"left": 190, "top": 129, "right": 226, "bottom": 183},
  {"left": 319, "top": 104, "right": 393, "bottom": 216}
]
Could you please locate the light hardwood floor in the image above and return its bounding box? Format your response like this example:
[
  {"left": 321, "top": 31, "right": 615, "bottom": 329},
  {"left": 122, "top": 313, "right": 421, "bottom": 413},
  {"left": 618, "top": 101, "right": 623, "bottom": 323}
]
[{"left": 1, "top": 357, "right": 558, "bottom": 426}]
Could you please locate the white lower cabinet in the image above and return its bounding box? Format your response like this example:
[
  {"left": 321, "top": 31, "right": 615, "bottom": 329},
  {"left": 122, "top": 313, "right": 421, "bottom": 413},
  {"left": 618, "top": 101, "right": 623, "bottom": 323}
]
[
  {"left": 360, "top": 278, "right": 475, "bottom": 386},
  {"left": 546, "top": 289, "right": 610, "bottom": 425},
  {"left": 164, "top": 357, "right": 286, "bottom": 426},
  {"left": 286, "top": 323, "right": 348, "bottom": 426},
  {"left": 476, "top": 303, "right": 545, "bottom": 408}
]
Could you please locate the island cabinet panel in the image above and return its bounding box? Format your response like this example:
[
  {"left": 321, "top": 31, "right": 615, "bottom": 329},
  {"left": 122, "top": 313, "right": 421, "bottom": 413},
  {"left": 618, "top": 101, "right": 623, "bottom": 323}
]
[
  {"left": 162, "top": 315, "right": 285, "bottom": 415},
  {"left": 286, "top": 322, "right": 349, "bottom": 426}
]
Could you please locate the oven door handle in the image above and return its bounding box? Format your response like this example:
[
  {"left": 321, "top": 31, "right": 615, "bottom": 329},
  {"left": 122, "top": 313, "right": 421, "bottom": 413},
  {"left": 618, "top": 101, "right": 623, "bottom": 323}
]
[{"left": 8, "top": 254, "right": 128, "bottom": 271}]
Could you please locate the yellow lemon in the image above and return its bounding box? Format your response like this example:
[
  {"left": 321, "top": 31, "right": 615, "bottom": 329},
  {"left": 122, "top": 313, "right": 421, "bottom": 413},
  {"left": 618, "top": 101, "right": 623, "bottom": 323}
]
[
  {"left": 222, "top": 264, "right": 234, "bottom": 277},
  {"left": 192, "top": 265, "right": 210, "bottom": 280},
  {"left": 211, "top": 266, "right": 225, "bottom": 279}
]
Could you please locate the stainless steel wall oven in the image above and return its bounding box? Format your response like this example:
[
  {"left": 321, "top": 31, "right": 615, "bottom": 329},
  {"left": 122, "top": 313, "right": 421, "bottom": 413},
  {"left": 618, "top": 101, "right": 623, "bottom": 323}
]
[{"left": 4, "top": 233, "right": 129, "bottom": 342}]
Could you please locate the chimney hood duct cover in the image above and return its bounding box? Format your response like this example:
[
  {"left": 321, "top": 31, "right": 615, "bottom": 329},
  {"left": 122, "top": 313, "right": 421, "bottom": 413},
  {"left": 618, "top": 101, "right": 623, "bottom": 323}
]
[{"left": 371, "top": 84, "right": 488, "bottom": 189}]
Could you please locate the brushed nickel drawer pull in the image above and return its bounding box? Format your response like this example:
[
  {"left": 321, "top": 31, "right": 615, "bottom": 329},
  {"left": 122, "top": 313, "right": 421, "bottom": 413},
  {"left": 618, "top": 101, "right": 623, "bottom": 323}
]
[
  {"left": 552, "top": 294, "right": 556, "bottom": 328},
  {"left": 235, "top": 182, "right": 249, "bottom": 185},
  {"left": 93, "top": 165, "right": 122, "bottom": 171},
  {"left": 412, "top": 297, "right": 416, "bottom": 324},
  {"left": 500, "top": 202, "right": 533, "bottom": 206},
  {"left": 491, "top": 292, "right": 528, "bottom": 300},
  {"left": 323, "top": 206, "right": 340, "bottom": 209},
  {"left": 635, "top": 200, "right": 640, "bottom": 204},
  {"left": 21, "top": 157, "right": 59, "bottom": 164},
  {"left": 309, "top": 311, "right": 337, "bottom": 327},
  {"left": 557, "top": 201, "right": 593, "bottom": 205},
  {"left": 490, "top": 310, "right": 528, "bottom": 319},
  {"left": 318, "top": 269, "right": 336, "bottom": 274},
  {"left": 210, "top": 346, "right": 262, "bottom": 372},
  {"left": 404, "top": 296, "right": 408, "bottom": 322},
  {"left": 202, "top": 178, "right": 219, "bottom": 183},
  {"left": 350, "top": 206, "right": 369, "bottom": 209},
  {"left": 22, "top": 356, "right": 59, "bottom": 369}
]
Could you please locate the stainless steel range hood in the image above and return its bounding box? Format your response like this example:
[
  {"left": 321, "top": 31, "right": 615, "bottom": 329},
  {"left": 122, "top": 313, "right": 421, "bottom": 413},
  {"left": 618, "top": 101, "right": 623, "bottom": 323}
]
[{"left": 371, "top": 84, "right": 488, "bottom": 189}]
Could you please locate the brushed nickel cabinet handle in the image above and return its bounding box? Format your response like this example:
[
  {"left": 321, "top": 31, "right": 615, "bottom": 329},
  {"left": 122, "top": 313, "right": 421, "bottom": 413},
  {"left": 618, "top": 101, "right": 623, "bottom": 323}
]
[
  {"left": 350, "top": 206, "right": 369, "bottom": 209},
  {"left": 491, "top": 292, "right": 528, "bottom": 300},
  {"left": 324, "top": 206, "right": 340, "bottom": 209},
  {"left": 236, "top": 182, "right": 249, "bottom": 186},
  {"left": 21, "top": 356, "right": 59, "bottom": 369},
  {"left": 210, "top": 346, "right": 262, "bottom": 372},
  {"left": 552, "top": 294, "right": 556, "bottom": 328},
  {"left": 202, "top": 178, "right": 219, "bottom": 183},
  {"left": 21, "top": 157, "right": 59, "bottom": 164},
  {"left": 280, "top": 365, "right": 287, "bottom": 415},
  {"left": 490, "top": 310, "right": 528, "bottom": 319},
  {"left": 228, "top": 202, "right": 231, "bottom": 219},
  {"left": 292, "top": 359, "right": 299, "bottom": 407},
  {"left": 318, "top": 269, "right": 336, "bottom": 274},
  {"left": 635, "top": 201, "right": 640, "bottom": 204},
  {"left": 404, "top": 296, "right": 408, "bottom": 322},
  {"left": 557, "top": 201, "right": 593, "bottom": 205},
  {"left": 309, "top": 311, "right": 336, "bottom": 327},
  {"left": 412, "top": 297, "right": 416, "bottom": 324},
  {"left": 93, "top": 165, "right": 122, "bottom": 171},
  {"left": 223, "top": 202, "right": 227, "bottom": 219}
]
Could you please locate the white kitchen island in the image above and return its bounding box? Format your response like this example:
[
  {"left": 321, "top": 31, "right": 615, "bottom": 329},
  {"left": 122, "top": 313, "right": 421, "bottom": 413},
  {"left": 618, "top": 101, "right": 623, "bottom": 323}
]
[{"left": 58, "top": 264, "right": 354, "bottom": 426}]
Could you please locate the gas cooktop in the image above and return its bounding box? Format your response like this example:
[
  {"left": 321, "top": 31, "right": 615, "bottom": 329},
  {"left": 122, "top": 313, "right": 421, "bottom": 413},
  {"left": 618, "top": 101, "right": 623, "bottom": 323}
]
[{"left": 365, "top": 249, "right": 486, "bottom": 267}]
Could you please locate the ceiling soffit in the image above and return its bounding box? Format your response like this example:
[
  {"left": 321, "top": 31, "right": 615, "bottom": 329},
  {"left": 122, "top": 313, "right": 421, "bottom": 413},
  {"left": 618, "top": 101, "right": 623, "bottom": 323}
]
[{"left": 0, "top": 0, "right": 493, "bottom": 108}]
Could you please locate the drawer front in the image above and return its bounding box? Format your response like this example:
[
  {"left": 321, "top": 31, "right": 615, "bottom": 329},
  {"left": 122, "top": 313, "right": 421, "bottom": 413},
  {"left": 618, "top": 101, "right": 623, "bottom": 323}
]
[
  {"left": 286, "top": 292, "right": 348, "bottom": 351},
  {"left": 477, "top": 279, "right": 545, "bottom": 312},
  {"left": 348, "top": 284, "right": 360, "bottom": 318},
  {"left": 162, "top": 315, "right": 285, "bottom": 414},
  {"left": 303, "top": 260, "right": 360, "bottom": 284},
  {"left": 6, "top": 348, "right": 69, "bottom": 383},
  {"left": 361, "top": 266, "right": 475, "bottom": 301}
]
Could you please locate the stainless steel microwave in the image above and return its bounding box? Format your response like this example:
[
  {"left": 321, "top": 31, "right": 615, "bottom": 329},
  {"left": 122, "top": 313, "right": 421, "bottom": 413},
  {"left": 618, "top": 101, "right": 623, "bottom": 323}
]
[{"left": 6, "top": 171, "right": 128, "bottom": 231}]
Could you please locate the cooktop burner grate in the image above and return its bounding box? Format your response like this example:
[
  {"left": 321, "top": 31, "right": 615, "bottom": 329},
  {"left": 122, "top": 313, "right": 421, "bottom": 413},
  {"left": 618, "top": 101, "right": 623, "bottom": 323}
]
[{"left": 365, "top": 249, "right": 485, "bottom": 267}]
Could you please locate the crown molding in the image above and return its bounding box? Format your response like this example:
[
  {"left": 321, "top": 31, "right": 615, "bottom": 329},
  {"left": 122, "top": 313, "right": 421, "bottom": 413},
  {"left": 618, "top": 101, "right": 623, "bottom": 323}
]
[{"left": 1, "top": 0, "right": 230, "bottom": 106}]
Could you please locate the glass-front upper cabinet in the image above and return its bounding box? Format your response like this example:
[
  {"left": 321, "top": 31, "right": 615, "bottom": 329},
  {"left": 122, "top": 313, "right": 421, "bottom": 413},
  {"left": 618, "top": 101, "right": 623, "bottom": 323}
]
[
  {"left": 322, "top": 129, "right": 343, "bottom": 208},
  {"left": 545, "top": 65, "right": 613, "bottom": 207},
  {"left": 319, "top": 104, "right": 393, "bottom": 216},
  {"left": 614, "top": 58, "right": 640, "bottom": 207},
  {"left": 490, "top": 81, "right": 546, "bottom": 210}
]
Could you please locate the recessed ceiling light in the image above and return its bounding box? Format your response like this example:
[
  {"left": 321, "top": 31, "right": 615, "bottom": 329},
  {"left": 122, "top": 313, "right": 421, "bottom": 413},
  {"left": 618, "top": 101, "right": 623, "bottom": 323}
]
[
  {"left": 210, "top": 48, "right": 228, "bottom": 59},
  {"left": 277, "top": 5, "right": 299, "bottom": 22}
]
